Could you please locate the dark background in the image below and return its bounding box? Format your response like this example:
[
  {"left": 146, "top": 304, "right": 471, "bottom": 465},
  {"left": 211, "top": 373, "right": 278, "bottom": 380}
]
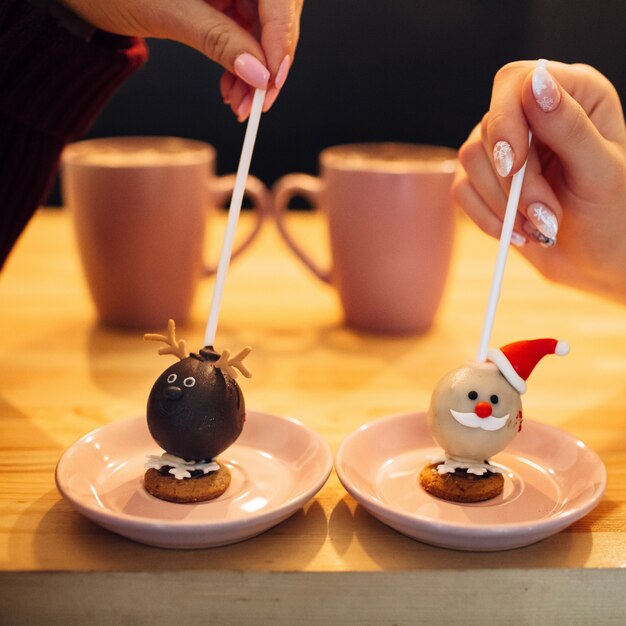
[{"left": 48, "top": 0, "right": 626, "bottom": 204}]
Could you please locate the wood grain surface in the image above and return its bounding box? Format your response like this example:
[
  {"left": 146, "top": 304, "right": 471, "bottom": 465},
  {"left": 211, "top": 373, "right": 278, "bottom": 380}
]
[{"left": 1, "top": 209, "right": 624, "bottom": 624}]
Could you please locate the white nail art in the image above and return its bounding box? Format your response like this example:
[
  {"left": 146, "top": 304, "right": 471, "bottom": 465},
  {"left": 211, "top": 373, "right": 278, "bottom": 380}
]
[
  {"left": 532, "top": 66, "right": 560, "bottom": 113},
  {"left": 528, "top": 202, "right": 558, "bottom": 240},
  {"left": 510, "top": 231, "right": 527, "bottom": 247},
  {"left": 523, "top": 221, "right": 556, "bottom": 248},
  {"left": 493, "top": 141, "right": 514, "bottom": 177}
]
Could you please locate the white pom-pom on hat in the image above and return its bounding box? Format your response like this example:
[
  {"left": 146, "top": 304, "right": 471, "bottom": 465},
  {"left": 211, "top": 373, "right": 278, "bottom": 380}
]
[
  {"left": 487, "top": 338, "right": 570, "bottom": 394},
  {"left": 555, "top": 340, "right": 570, "bottom": 356}
]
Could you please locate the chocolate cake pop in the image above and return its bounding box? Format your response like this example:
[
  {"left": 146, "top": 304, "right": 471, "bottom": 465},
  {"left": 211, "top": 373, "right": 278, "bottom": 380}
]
[
  {"left": 421, "top": 338, "right": 569, "bottom": 502},
  {"left": 142, "top": 319, "right": 251, "bottom": 503}
]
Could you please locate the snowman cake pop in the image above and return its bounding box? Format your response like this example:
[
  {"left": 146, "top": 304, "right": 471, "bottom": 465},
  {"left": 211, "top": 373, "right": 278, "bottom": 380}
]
[
  {"left": 421, "top": 338, "right": 569, "bottom": 503},
  {"left": 142, "top": 319, "right": 251, "bottom": 503}
]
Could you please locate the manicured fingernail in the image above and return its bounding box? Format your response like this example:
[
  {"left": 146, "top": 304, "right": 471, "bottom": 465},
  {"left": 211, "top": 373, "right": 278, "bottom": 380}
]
[
  {"left": 237, "top": 92, "right": 252, "bottom": 122},
  {"left": 493, "top": 140, "right": 514, "bottom": 177},
  {"left": 532, "top": 60, "right": 561, "bottom": 113},
  {"left": 525, "top": 201, "right": 558, "bottom": 246},
  {"left": 234, "top": 53, "right": 270, "bottom": 89},
  {"left": 275, "top": 54, "right": 290, "bottom": 89},
  {"left": 220, "top": 72, "right": 236, "bottom": 103},
  {"left": 262, "top": 85, "right": 280, "bottom": 112},
  {"left": 511, "top": 231, "right": 527, "bottom": 247},
  {"left": 523, "top": 222, "right": 555, "bottom": 247}
]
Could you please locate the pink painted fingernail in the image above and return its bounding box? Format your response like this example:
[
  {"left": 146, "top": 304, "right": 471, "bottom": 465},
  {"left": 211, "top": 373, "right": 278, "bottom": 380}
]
[
  {"left": 525, "top": 201, "right": 558, "bottom": 246},
  {"left": 234, "top": 53, "right": 270, "bottom": 89},
  {"left": 237, "top": 92, "right": 252, "bottom": 122},
  {"left": 220, "top": 72, "right": 236, "bottom": 103},
  {"left": 493, "top": 140, "right": 514, "bottom": 177},
  {"left": 532, "top": 60, "right": 561, "bottom": 113},
  {"left": 262, "top": 86, "right": 280, "bottom": 112},
  {"left": 275, "top": 54, "right": 290, "bottom": 89}
]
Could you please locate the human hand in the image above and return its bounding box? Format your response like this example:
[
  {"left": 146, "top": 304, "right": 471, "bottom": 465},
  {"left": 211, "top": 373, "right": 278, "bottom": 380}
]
[
  {"left": 59, "top": 0, "right": 303, "bottom": 119},
  {"left": 453, "top": 60, "right": 626, "bottom": 303}
]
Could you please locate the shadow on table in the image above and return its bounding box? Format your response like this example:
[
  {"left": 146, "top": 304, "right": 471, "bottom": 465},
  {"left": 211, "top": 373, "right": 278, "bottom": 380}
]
[
  {"left": 84, "top": 322, "right": 157, "bottom": 400},
  {"left": 83, "top": 302, "right": 454, "bottom": 408},
  {"left": 239, "top": 320, "right": 450, "bottom": 399},
  {"left": 11, "top": 493, "right": 328, "bottom": 572},
  {"left": 328, "top": 494, "right": 600, "bottom": 570}
]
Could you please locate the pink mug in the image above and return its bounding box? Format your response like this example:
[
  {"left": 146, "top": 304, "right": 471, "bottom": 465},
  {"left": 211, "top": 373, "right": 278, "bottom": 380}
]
[
  {"left": 62, "top": 136, "right": 268, "bottom": 329},
  {"left": 272, "top": 143, "right": 457, "bottom": 334}
]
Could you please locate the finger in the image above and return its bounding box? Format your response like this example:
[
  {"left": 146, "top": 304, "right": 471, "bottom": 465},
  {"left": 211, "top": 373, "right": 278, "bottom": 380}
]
[
  {"left": 521, "top": 61, "right": 625, "bottom": 190},
  {"left": 259, "top": 0, "right": 301, "bottom": 73},
  {"left": 162, "top": 0, "right": 270, "bottom": 88},
  {"left": 465, "top": 114, "right": 561, "bottom": 247},
  {"left": 236, "top": 90, "right": 253, "bottom": 122},
  {"left": 452, "top": 167, "right": 527, "bottom": 247},
  {"left": 220, "top": 71, "right": 236, "bottom": 103},
  {"left": 458, "top": 121, "right": 557, "bottom": 247},
  {"left": 517, "top": 143, "right": 563, "bottom": 247},
  {"left": 484, "top": 61, "right": 535, "bottom": 178},
  {"left": 262, "top": 83, "right": 281, "bottom": 112},
  {"left": 262, "top": 52, "right": 291, "bottom": 111},
  {"left": 480, "top": 113, "right": 513, "bottom": 198},
  {"left": 461, "top": 119, "right": 509, "bottom": 213},
  {"left": 225, "top": 77, "right": 252, "bottom": 119},
  {"left": 476, "top": 128, "right": 563, "bottom": 248},
  {"left": 527, "top": 61, "right": 626, "bottom": 142},
  {"left": 258, "top": 0, "right": 302, "bottom": 110}
]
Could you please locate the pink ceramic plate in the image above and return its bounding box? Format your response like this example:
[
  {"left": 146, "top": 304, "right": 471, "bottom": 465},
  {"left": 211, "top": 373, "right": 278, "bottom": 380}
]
[
  {"left": 56, "top": 411, "right": 332, "bottom": 549},
  {"left": 335, "top": 411, "right": 606, "bottom": 551}
]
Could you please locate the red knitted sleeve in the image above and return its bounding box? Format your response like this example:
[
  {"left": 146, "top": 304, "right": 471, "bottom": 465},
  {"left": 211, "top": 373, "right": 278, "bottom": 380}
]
[{"left": 0, "top": 0, "right": 148, "bottom": 270}]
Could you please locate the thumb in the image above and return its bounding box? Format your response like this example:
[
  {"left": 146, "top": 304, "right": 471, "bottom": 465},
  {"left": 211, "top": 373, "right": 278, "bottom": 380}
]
[
  {"left": 163, "top": 1, "right": 269, "bottom": 88},
  {"left": 521, "top": 62, "right": 619, "bottom": 185}
]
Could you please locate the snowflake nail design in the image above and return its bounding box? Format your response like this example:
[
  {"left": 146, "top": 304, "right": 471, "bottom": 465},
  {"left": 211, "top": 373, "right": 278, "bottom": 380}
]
[
  {"left": 530, "top": 202, "right": 558, "bottom": 239},
  {"left": 532, "top": 65, "right": 560, "bottom": 113},
  {"left": 493, "top": 140, "right": 514, "bottom": 177},
  {"left": 525, "top": 202, "right": 558, "bottom": 247}
]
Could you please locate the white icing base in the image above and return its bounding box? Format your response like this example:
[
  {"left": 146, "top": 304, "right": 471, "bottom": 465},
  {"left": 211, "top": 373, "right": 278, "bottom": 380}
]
[
  {"left": 145, "top": 453, "right": 219, "bottom": 480},
  {"left": 435, "top": 456, "right": 504, "bottom": 476}
]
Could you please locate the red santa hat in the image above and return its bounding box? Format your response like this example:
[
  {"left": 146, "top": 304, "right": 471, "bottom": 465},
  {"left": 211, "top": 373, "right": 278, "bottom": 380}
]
[{"left": 487, "top": 338, "right": 570, "bottom": 394}]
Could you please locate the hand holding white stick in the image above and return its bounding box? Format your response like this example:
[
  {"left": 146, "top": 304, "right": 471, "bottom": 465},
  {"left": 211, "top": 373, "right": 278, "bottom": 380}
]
[
  {"left": 476, "top": 130, "right": 532, "bottom": 362},
  {"left": 204, "top": 88, "right": 266, "bottom": 347}
]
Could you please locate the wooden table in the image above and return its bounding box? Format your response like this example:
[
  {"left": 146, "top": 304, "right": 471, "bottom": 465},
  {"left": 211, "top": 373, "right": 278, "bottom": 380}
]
[{"left": 1, "top": 209, "right": 625, "bottom": 624}]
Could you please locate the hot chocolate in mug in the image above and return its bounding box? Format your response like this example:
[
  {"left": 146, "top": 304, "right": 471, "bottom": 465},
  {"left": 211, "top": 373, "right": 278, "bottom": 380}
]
[
  {"left": 62, "top": 136, "right": 268, "bottom": 329},
  {"left": 272, "top": 143, "right": 457, "bottom": 334}
]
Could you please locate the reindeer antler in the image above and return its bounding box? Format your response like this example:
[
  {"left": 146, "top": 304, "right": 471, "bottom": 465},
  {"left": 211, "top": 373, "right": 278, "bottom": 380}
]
[
  {"left": 143, "top": 319, "right": 188, "bottom": 360},
  {"left": 214, "top": 347, "right": 252, "bottom": 379}
]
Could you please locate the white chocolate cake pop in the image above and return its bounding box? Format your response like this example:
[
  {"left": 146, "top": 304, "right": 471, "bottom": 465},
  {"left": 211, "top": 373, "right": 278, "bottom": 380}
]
[{"left": 422, "top": 338, "right": 569, "bottom": 502}]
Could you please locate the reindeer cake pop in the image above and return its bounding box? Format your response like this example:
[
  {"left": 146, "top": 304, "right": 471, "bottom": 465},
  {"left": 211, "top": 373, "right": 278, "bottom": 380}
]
[
  {"left": 137, "top": 93, "right": 264, "bottom": 504},
  {"left": 421, "top": 338, "right": 569, "bottom": 503},
  {"left": 142, "top": 319, "right": 252, "bottom": 503}
]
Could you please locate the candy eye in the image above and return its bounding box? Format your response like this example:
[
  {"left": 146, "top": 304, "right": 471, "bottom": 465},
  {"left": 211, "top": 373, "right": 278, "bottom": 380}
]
[
  {"left": 167, "top": 374, "right": 177, "bottom": 384},
  {"left": 490, "top": 394, "right": 499, "bottom": 404},
  {"left": 183, "top": 377, "right": 196, "bottom": 387},
  {"left": 468, "top": 390, "right": 478, "bottom": 400}
]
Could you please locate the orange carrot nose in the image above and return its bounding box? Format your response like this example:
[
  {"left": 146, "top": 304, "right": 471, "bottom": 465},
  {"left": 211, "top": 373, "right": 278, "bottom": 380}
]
[{"left": 475, "top": 401, "right": 492, "bottom": 418}]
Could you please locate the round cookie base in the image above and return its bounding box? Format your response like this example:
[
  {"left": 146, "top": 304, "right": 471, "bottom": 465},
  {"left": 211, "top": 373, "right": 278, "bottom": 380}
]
[
  {"left": 419, "top": 463, "right": 504, "bottom": 503},
  {"left": 144, "top": 462, "right": 231, "bottom": 503}
]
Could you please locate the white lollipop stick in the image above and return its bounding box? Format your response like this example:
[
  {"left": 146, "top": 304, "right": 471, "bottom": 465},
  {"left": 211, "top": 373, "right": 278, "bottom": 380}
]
[
  {"left": 476, "top": 130, "right": 532, "bottom": 363},
  {"left": 204, "top": 88, "right": 266, "bottom": 347}
]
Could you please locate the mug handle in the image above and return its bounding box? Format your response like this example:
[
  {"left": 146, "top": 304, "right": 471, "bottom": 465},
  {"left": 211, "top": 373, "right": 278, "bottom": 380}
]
[
  {"left": 271, "top": 174, "right": 331, "bottom": 284},
  {"left": 204, "top": 174, "right": 269, "bottom": 275}
]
